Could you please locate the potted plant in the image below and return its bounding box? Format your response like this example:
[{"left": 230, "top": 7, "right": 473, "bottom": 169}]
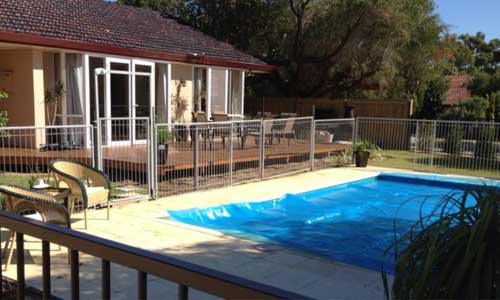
[
  {"left": 353, "top": 139, "right": 379, "bottom": 167},
  {"left": 157, "top": 127, "right": 173, "bottom": 165}
]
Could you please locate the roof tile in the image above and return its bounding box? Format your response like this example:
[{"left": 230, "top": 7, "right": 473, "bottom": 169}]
[{"left": 0, "top": 0, "right": 267, "bottom": 68}]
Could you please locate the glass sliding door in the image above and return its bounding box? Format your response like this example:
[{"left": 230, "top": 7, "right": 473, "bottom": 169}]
[
  {"left": 101, "top": 57, "right": 155, "bottom": 145},
  {"left": 132, "top": 60, "right": 154, "bottom": 142},
  {"left": 228, "top": 70, "right": 243, "bottom": 116},
  {"left": 211, "top": 68, "right": 227, "bottom": 114},
  {"left": 107, "top": 58, "right": 131, "bottom": 144},
  {"left": 193, "top": 67, "right": 207, "bottom": 113}
]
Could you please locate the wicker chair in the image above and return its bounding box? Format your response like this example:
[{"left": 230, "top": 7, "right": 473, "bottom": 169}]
[
  {"left": 49, "top": 159, "right": 111, "bottom": 229},
  {"left": 0, "top": 185, "right": 70, "bottom": 271}
]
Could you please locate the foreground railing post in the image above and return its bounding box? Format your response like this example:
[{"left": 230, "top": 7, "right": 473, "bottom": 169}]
[
  {"left": 178, "top": 284, "right": 188, "bottom": 300},
  {"left": 16, "top": 232, "right": 25, "bottom": 300},
  {"left": 102, "top": 259, "right": 111, "bottom": 300},
  {"left": 42, "top": 240, "right": 51, "bottom": 300},
  {"left": 138, "top": 271, "right": 147, "bottom": 300},
  {"left": 310, "top": 119, "right": 316, "bottom": 171},
  {"left": 70, "top": 250, "right": 79, "bottom": 300}
]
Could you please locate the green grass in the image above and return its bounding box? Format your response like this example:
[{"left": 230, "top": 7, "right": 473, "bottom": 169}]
[
  {"left": 370, "top": 150, "right": 500, "bottom": 179},
  {"left": 0, "top": 174, "right": 36, "bottom": 187}
]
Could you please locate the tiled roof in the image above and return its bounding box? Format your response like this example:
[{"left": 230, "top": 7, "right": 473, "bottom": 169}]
[
  {"left": 444, "top": 75, "right": 471, "bottom": 105},
  {"left": 0, "top": 0, "right": 270, "bottom": 70}
]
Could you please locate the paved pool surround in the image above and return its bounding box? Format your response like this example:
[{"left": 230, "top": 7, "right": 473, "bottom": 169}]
[{"left": 5, "top": 167, "right": 470, "bottom": 299}]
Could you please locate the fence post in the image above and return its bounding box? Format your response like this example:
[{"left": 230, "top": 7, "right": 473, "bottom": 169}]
[
  {"left": 259, "top": 120, "right": 265, "bottom": 179},
  {"left": 413, "top": 120, "right": 420, "bottom": 169},
  {"left": 229, "top": 122, "right": 234, "bottom": 185},
  {"left": 149, "top": 106, "right": 156, "bottom": 199},
  {"left": 430, "top": 120, "right": 437, "bottom": 169},
  {"left": 95, "top": 120, "right": 103, "bottom": 171},
  {"left": 351, "top": 118, "right": 360, "bottom": 165},
  {"left": 310, "top": 118, "right": 316, "bottom": 171},
  {"left": 193, "top": 126, "right": 199, "bottom": 190}
]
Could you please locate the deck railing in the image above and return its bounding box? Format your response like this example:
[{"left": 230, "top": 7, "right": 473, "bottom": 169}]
[{"left": 0, "top": 211, "right": 310, "bottom": 300}]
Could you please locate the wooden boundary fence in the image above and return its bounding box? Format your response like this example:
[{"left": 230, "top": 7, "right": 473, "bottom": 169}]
[{"left": 245, "top": 97, "right": 413, "bottom": 119}]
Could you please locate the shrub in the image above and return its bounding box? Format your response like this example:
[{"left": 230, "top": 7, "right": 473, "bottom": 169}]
[
  {"left": 444, "top": 125, "right": 464, "bottom": 155},
  {"left": 383, "top": 186, "right": 500, "bottom": 299},
  {"left": 475, "top": 125, "right": 497, "bottom": 160}
]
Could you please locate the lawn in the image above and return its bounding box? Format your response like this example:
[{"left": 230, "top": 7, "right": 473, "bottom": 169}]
[{"left": 370, "top": 150, "right": 500, "bottom": 179}]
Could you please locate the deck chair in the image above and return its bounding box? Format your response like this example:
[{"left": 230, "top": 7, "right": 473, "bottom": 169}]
[
  {"left": 0, "top": 185, "right": 70, "bottom": 271},
  {"left": 212, "top": 113, "right": 230, "bottom": 148},
  {"left": 249, "top": 120, "right": 275, "bottom": 145},
  {"left": 274, "top": 118, "right": 296, "bottom": 146},
  {"left": 49, "top": 159, "right": 111, "bottom": 229},
  {"left": 191, "top": 111, "right": 212, "bottom": 149}
]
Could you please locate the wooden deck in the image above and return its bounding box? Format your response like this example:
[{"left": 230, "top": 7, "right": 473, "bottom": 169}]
[{"left": 0, "top": 138, "right": 351, "bottom": 174}]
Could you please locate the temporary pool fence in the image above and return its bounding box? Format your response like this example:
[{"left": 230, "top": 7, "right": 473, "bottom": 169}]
[
  {"left": 356, "top": 117, "right": 500, "bottom": 178},
  {"left": 0, "top": 117, "right": 498, "bottom": 202}
]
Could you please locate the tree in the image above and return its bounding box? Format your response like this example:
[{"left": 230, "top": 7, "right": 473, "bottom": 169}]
[
  {"left": 119, "top": 0, "right": 444, "bottom": 99},
  {"left": 417, "top": 78, "right": 448, "bottom": 119},
  {"left": 440, "top": 96, "right": 490, "bottom": 121}
]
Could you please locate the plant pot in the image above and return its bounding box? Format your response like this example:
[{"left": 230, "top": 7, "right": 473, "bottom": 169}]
[
  {"left": 354, "top": 151, "right": 370, "bottom": 167},
  {"left": 158, "top": 144, "right": 169, "bottom": 165}
]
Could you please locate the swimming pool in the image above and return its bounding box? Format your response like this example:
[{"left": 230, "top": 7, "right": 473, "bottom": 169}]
[{"left": 168, "top": 173, "right": 498, "bottom": 273}]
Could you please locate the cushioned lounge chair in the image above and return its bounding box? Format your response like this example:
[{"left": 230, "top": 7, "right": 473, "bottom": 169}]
[
  {"left": 49, "top": 159, "right": 111, "bottom": 229},
  {"left": 0, "top": 185, "right": 70, "bottom": 271}
]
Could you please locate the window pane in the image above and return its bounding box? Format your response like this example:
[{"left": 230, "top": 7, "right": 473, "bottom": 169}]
[{"left": 211, "top": 69, "right": 226, "bottom": 114}]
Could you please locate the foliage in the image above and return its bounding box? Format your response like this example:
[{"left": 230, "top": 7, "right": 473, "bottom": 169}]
[
  {"left": 475, "top": 125, "right": 498, "bottom": 160},
  {"left": 0, "top": 90, "right": 8, "bottom": 127},
  {"left": 119, "top": 0, "right": 444, "bottom": 99},
  {"left": 353, "top": 139, "right": 379, "bottom": 153},
  {"left": 157, "top": 127, "right": 173, "bottom": 145},
  {"left": 416, "top": 78, "right": 448, "bottom": 119},
  {"left": 444, "top": 125, "right": 464, "bottom": 155},
  {"left": 440, "top": 96, "right": 491, "bottom": 121},
  {"left": 439, "top": 33, "right": 500, "bottom": 121},
  {"left": 383, "top": 186, "right": 500, "bottom": 299},
  {"left": 44, "top": 81, "right": 64, "bottom": 125}
]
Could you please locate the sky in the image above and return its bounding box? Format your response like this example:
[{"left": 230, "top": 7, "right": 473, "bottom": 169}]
[{"left": 435, "top": 0, "right": 500, "bottom": 40}]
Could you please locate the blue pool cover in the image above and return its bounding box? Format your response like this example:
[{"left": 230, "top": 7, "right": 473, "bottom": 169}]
[{"left": 167, "top": 173, "right": 499, "bottom": 273}]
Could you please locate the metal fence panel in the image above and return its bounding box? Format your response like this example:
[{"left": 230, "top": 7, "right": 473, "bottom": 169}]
[
  {"left": 0, "top": 125, "right": 93, "bottom": 187},
  {"left": 98, "top": 118, "right": 151, "bottom": 202},
  {"left": 231, "top": 120, "right": 263, "bottom": 185},
  {"left": 313, "top": 119, "right": 355, "bottom": 169},
  {"left": 262, "top": 117, "right": 313, "bottom": 178},
  {"left": 356, "top": 117, "right": 500, "bottom": 179}
]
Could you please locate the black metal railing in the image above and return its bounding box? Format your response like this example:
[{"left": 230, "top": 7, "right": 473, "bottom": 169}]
[{"left": 0, "top": 212, "right": 310, "bottom": 300}]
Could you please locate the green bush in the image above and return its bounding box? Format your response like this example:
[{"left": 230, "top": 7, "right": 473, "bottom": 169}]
[
  {"left": 444, "top": 125, "right": 464, "bottom": 155},
  {"left": 475, "top": 125, "right": 497, "bottom": 160}
]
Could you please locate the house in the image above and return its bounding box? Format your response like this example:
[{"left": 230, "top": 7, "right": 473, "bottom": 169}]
[
  {"left": 0, "top": 0, "right": 271, "bottom": 145},
  {"left": 444, "top": 75, "right": 471, "bottom": 106}
]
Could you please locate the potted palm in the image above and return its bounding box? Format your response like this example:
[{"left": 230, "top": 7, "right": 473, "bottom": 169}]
[
  {"left": 157, "top": 127, "right": 173, "bottom": 165},
  {"left": 353, "top": 140, "right": 378, "bottom": 167}
]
